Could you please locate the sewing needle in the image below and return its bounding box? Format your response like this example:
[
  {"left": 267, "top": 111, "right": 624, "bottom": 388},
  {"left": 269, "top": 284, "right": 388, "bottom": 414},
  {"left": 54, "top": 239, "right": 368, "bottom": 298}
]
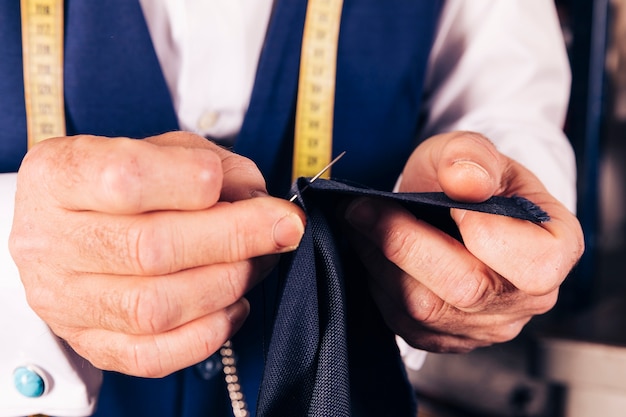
[{"left": 289, "top": 151, "right": 346, "bottom": 202}]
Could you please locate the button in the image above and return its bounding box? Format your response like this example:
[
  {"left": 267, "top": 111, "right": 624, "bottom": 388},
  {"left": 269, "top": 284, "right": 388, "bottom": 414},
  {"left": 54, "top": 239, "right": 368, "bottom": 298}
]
[
  {"left": 197, "top": 111, "right": 219, "bottom": 132},
  {"left": 194, "top": 351, "right": 223, "bottom": 381},
  {"left": 13, "top": 366, "right": 47, "bottom": 398}
]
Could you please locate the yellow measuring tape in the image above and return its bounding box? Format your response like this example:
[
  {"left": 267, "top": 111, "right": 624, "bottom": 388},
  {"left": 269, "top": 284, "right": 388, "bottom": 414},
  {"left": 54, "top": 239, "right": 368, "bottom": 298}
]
[
  {"left": 20, "top": 0, "right": 343, "bottom": 178},
  {"left": 21, "top": 3, "right": 63, "bottom": 416},
  {"left": 20, "top": 0, "right": 65, "bottom": 149},
  {"left": 18, "top": 1, "right": 342, "bottom": 415},
  {"left": 292, "top": 0, "right": 344, "bottom": 181}
]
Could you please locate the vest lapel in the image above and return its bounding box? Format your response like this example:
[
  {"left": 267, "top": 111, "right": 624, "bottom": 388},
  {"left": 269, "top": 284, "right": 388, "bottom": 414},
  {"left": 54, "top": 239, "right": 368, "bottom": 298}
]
[
  {"left": 235, "top": 0, "right": 309, "bottom": 195},
  {"left": 332, "top": 0, "right": 444, "bottom": 190},
  {"left": 236, "top": 0, "right": 443, "bottom": 195},
  {"left": 64, "top": 0, "right": 178, "bottom": 137},
  {"left": 0, "top": 2, "right": 28, "bottom": 172}
]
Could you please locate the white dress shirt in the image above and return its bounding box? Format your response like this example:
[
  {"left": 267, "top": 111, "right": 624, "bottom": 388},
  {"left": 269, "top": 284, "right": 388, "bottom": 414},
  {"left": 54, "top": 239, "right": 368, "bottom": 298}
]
[
  {"left": 0, "top": 1, "right": 576, "bottom": 415},
  {"left": 138, "top": 0, "right": 576, "bottom": 210}
]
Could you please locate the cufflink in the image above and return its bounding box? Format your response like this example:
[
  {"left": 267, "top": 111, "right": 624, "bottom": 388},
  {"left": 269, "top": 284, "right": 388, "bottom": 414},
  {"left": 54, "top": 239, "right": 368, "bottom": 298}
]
[{"left": 13, "top": 365, "right": 48, "bottom": 398}]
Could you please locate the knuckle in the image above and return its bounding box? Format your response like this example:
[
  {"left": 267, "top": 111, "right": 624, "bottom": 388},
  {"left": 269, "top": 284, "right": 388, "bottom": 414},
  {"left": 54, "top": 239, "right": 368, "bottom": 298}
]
[
  {"left": 516, "top": 222, "right": 585, "bottom": 297},
  {"left": 99, "top": 145, "right": 143, "bottom": 211},
  {"left": 126, "top": 218, "right": 174, "bottom": 275},
  {"left": 225, "top": 219, "right": 249, "bottom": 262},
  {"left": 23, "top": 281, "right": 57, "bottom": 321},
  {"left": 222, "top": 152, "right": 261, "bottom": 180},
  {"left": 432, "top": 262, "right": 493, "bottom": 312},
  {"left": 518, "top": 244, "right": 570, "bottom": 296},
  {"left": 94, "top": 338, "right": 167, "bottom": 378},
  {"left": 453, "top": 130, "right": 490, "bottom": 144},
  {"left": 381, "top": 227, "right": 422, "bottom": 268},
  {"left": 193, "top": 324, "right": 224, "bottom": 364},
  {"left": 187, "top": 152, "right": 223, "bottom": 207},
  {"left": 8, "top": 227, "right": 36, "bottom": 267},
  {"left": 120, "top": 284, "right": 174, "bottom": 334},
  {"left": 9, "top": 212, "right": 51, "bottom": 269},
  {"left": 129, "top": 344, "right": 167, "bottom": 378},
  {"left": 59, "top": 327, "right": 171, "bottom": 378},
  {"left": 442, "top": 266, "right": 489, "bottom": 310},
  {"left": 19, "top": 138, "right": 57, "bottom": 175},
  {"left": 448, "top": 131, "right": 496, "bottom": 155},
  {"left": 405, "top": 291, "right": 448, "bottom": 324},
  {"left": 194, "top": 169, "right": 221, "bottom": 206},
  {"left": 214, "top": 265, "right": 248, "bottom": 304}
]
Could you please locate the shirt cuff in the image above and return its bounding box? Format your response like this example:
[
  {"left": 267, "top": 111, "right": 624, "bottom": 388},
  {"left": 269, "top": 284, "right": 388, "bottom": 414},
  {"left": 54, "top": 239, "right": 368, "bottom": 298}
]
[
  {"left": 396, "top": 336, "right": 428, "bottom": 370},
  {"left": 0, "top": 173, "right": 102, "bottom": 417}
]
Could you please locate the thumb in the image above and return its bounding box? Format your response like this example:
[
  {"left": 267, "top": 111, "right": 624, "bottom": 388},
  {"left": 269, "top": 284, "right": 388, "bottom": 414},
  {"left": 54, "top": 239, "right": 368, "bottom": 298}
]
[{"left": 399, "top": 131, "right": 505, "bottom": 203}]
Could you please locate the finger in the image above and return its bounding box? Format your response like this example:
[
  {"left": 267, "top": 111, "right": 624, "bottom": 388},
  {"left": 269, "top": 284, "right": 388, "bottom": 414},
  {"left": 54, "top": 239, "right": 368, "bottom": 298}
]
[
  {"left": 14, "top": 196, "right": 305, "bottom": 276},
  {"left": 450, "top": 161, "right": 584, "bottom": 295},
  {"left": 20, "top": 134, "right": 224, "bottom": 214},
  {"left": 345, "top": 197, "right": 560, "bottom": 312},
  {"left": 400, "top": 131, "right": 505, "bottom": 202},
  {"left": 59, "top": 299, "right": 250, "bottom": 378},
  {"left": 451, "top": 206, "right": 583, "bottom": 295},
  {"left": 367, "top": 278, "right": 493, "bottom": 353},
  {"left": 345, "top": 197, "right": 497, "bottom": 311},
  {"left": 146, "top": 132, "right": 268, "bottom": 202},
  {"left": 361, "top": 259, "right": 543, "bottom": 351},
  {"left": 212, "top": 146, "right": 269, "bottom": 202},
  {"left": 26, "top": 256, "right": 276, "bottom": 335}
]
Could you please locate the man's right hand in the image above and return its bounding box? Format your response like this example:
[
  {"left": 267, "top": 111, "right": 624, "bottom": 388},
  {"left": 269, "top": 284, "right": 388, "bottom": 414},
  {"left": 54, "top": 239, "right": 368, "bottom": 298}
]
[{"left": 9, "top": 132, "right": 306, "bottom": 378}]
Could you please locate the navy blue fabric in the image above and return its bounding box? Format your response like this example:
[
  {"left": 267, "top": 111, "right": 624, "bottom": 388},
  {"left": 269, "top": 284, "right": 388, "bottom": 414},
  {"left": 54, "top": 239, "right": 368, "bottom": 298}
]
[
  {"left": 301, "top": 178, "right": 551, "bottom": 224},
  {"left": 256, "top": 178, "right": 548, "bottom": 417},
  {"left": 63, "top": 1, "right": 178, "bottom": 137},
  {"left": 0, "top": 0, "right": 178, "bottom": 173},
  {"left": 0, "top": 2, "right": 28, "bottom": 172},
  {"left": 0, "top": 1, "right": 447, "bottom": 416},
  {"left": 257, "top": 203, "right": 351, "bottom": 416},
  {"left": 236, "top": 0, "right": 444, "bottom": 195}
]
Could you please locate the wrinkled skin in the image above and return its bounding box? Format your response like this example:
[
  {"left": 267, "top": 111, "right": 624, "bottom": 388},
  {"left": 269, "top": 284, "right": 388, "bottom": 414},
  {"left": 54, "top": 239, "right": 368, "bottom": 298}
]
[
  {"left": 343, "top": 131, "right": 584, "bottom": 353},
  {"left": 9, "top": 132, "right": 306, "bottom": 377},
  {"left": 9, "top": 130, "right": 584, "bottom": 378}
]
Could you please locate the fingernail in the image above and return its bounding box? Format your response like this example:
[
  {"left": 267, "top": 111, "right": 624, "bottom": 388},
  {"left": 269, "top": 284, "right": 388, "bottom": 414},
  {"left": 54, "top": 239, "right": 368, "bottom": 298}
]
[
  {"left": 452, "top": 160, "right": 491, "bottom": 182},
  {"left": 250, "top": 189, "right": 269, "bottom": 198},
  {"left": 273, "top": 213, "right": 305, "bottom": 250},
  {"left": 345, "top": 198, "right": 379, "bottom": 230},
  {"left": 450, "top": 207, "right": 468, "bottom": 223},
  {"left": 225, "top": 299, "right": 250, "bottom": 325}
]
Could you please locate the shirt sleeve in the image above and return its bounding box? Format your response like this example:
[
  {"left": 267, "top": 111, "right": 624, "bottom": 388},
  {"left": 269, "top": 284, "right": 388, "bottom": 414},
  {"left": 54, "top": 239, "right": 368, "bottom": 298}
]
[
  {"left": 421, "top": 0, "right": 576, "bottom": 212},
  {"left": 0, "top": 173, "right": 102, "bottom": 417}
]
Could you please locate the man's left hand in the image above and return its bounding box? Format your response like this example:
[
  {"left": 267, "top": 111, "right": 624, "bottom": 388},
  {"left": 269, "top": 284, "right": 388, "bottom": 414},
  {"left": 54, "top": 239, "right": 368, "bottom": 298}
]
[{"left": 343, "top": 131, "right": 584, "bottom": 352}]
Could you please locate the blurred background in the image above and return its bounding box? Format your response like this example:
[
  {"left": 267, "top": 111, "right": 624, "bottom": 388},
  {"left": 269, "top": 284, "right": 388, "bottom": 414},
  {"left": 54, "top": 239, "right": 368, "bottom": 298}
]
[{"left": 411, "top": 1, "right": 626, "bottom": 416}]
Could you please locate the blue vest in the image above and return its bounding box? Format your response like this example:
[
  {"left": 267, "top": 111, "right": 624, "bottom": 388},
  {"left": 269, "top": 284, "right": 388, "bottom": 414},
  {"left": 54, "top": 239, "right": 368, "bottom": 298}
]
[{"left": 0, "top": 1, "right": 442, "bottom": 415}]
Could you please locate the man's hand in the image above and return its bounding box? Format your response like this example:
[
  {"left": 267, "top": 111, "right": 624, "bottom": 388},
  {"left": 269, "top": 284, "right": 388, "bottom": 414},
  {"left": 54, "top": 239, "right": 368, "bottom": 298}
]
[
  {"left": 9, "top": 132, "right": 305, "bottom": 377},
  {"left": 344, "top": 131, "right": 584, "bottom": 352}
]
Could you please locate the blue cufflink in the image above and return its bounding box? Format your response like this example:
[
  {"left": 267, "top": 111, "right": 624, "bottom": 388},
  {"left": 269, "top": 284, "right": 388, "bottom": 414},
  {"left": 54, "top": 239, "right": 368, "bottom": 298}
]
[{"left": 13, "top": 365, "right": 47, "bottom": 398}]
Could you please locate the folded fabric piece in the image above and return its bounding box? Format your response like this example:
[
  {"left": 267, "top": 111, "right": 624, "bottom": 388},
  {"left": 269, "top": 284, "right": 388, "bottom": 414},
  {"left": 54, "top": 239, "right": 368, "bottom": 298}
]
[{"left": 256, "top": 178, "right": 549, "bottom": 417}]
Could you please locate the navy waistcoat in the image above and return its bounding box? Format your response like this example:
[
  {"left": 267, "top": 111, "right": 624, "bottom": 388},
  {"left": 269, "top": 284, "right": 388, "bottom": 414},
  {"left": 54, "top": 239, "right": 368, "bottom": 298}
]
[{"left": 0, "top": 1, "right": 443, "bottom": 415}]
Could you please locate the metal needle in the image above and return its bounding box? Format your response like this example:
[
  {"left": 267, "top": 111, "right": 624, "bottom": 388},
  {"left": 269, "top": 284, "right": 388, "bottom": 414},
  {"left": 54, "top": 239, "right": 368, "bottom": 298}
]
[{"left": 289, "top": 151, "right": 346, "bottom": 202}]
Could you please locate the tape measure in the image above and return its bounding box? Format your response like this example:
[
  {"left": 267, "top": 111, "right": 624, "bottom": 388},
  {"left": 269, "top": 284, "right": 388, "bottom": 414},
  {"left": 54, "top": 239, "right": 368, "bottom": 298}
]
[
  {"left": 292, "top": 0, "right": 344, "bottom": 181},
  {"left": 20, "top": 0, "right": 342, "bottom": 178},
  {"left": 17, "top": 1, "right": 343, "bottom": 415},
  {"left": 20, "top": 0, "right": 65, "bottom": 149},
  {"left": 21, "top": 5, "right": 63, "bottom": 417}
]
